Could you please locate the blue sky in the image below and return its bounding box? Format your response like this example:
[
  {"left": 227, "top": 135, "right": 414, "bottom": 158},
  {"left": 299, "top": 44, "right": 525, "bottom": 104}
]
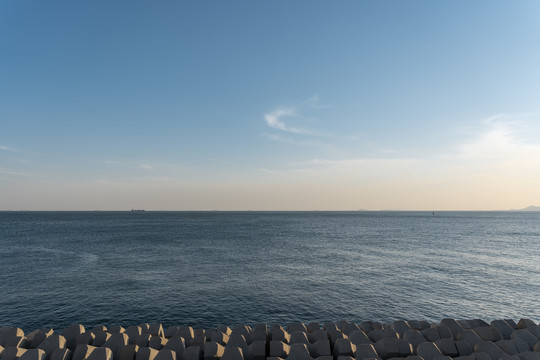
[{"left": 1, "top": 1, "right": 540, "bottom": 210}]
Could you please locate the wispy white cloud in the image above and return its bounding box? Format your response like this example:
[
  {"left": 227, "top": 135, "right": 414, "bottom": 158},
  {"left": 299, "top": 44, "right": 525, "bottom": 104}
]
[
  {"left": 140, "top": 164, "right": 154, "bottom": 170},
  {"left": 0, "top": 145, "right": 18, "bottom": 152},
  {"left": 305, "top": 95, "right": 332, "bottom": 109},
  {"left": 264, "top": 108, "right": 314, "bottom": 134}
]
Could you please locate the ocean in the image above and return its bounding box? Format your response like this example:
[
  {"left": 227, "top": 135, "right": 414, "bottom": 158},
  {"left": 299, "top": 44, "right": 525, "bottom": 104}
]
[{"left": 0, "top": 211, "right": 538, "bottom": 331}]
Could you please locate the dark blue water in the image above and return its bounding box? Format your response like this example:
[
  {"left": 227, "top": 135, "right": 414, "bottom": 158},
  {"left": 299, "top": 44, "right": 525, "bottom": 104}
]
[{"left": 0, "top": 211, "right": 538, "bottom": 331}]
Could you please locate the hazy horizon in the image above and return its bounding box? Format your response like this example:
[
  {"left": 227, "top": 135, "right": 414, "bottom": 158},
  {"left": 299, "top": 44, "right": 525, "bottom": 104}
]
[{"left": 2, "top": 1, "right": 540, "bottom": 211}]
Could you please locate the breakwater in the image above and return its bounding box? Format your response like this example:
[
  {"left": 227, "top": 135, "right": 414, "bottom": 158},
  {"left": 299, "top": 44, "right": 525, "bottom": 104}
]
[{"left": 1, "top": 319, "right": 539, "bottom": 360}]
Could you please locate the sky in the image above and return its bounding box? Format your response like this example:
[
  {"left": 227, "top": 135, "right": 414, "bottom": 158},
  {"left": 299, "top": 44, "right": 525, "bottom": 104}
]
[{"left": 1, "top": 1, "right": 540, "bottom": 210}]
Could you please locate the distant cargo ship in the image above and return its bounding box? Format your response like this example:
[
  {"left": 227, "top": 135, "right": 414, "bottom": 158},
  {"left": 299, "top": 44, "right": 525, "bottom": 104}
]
[{"left": 131, "top": 209, "right": 145, "bottom": 212}]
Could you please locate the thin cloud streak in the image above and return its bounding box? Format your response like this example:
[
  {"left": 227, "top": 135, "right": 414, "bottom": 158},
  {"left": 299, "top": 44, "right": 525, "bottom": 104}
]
[{"left": 264, "top": 108, "right": 313, "bottom": 134}]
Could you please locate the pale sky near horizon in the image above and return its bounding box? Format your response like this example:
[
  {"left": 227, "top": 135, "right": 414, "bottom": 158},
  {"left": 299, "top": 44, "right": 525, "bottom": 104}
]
[{"left": 1, "top": 1, "right": 540, "bottom": 210}]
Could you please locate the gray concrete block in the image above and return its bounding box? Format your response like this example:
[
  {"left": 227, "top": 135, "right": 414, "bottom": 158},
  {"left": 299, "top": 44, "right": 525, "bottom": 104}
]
[
  {"left": 416, "top": 342, "right": 442, "bottom": 360},
  {"left": 5, "top": 336, "right": 24, "bottom": 348},
  {"left": 0, "top": 327, "right": 25, "bottom": 347},
  {"left": 307, "top": 340, "right": 330, "bottom": 358},
  {"left": 203, "top": 342, "right": 224, "bottom": 360},
  {"left": 118, "top": 345, "right": 139, "bottom": 360},
  {"left": 162, "top": 336, "right": 185, "bottom": 358},
  {"left": 76, "top": 334, "right": 95, "bottom": 347},
  {"left": 516, "top": 352, "right": 540, "bottom": 360},
  {"left": 226, "top": 334, "right": 247, "bottom": 350},
  {"left": 289, "top": 333, "right": 309, "bottom": 345},
  {"left": 355, "top": 343, "right": 380, "bottom": 360},
  {"left": 133, "top": 335, "right": 151, "bottom": 348},
  {"left": 92, "top": 328, "right": 108, "bottom": 335},
  {"left": 154, "top": 349, "right": 176, "bottom": 360},
  {"left": 360, "top": 322, "right": 383, "bottom": 334},
  {"left": 455, "top": 340, "right": 473, "bottom": 356},
  {"left": 511, "top": 330, "right": 537, "bottom": 350},
  {"left": 220, "top": 347, "right": 243, "bottom": 360},
  {"left": 287, "top": 324, "right": 308, "bottom": 334},
  {"left": 210, "top": 333, "right": 229, "bottom": 347},
  {"left": 342, "top": 324, "right": 361, "bottom": 337},
  {"left": 50, "top": 348, "right": 72, "bottom": 360},
  {"left": 456, "top": 330, "right": 482, "bottom": 348},
  {"left": 517, "top": 320, "right": 537, "bottom": 330},
  {"left": 420, "top": 329, "right": 439, "bottom": 343},
  {"left": 495, "top": 340, "right": 519, "bottom": 355},
  {"left": 217, "top": 327, "right": 232, "bottom": 337},
  {"left": 408, "top": 321, "right": 430, "bottom": 331},
  {"left": 72, "top": 345, "right": 96, "bottom": 360},
  {"left": 148, "top": 326, "right": 164, "bottom": 339},
  {"left": 231, "top": 327, "right": 251, "bottom": 339},
  {"left": 474, "top": 327, "right": 502, "bottom": 342},
  {"left": 348, "top": 331, "right": 370, "bottom": 346},
  {"left": 18, "top": 349, "right": 46, "bottom": 360},
  {"left": 306, "top": 324, "right": 320, "bottom": 334},
  {"left": 148, "top": 337, "right": 167, "bottom": 350},
  {"left": 491, "top": 321, "right": 514, "bottom": 340},
  {"left": 177, "top": 329, "right": 194, "bottom": 343},
  {"left": 102, "top": 333, "right": 129, "bottom": 360},
  {"left": 269, "top": 341, "right": 290, "bottom": 358},
  {"left": 271, "top": 328, "right": 290, "bottom": 344},
  {"left": 63, "top": 326, "right": 86, "bottom": 351},
  {"left": 403, "top": 330, "right": 425, "bottom": 354},
  {"left": 86, "top": 348, "right": 112, "bottom": 360},
  {"left": 108, "top": 328, "right": 125, "bottom": 335},
  {"left": 286, "top": 343, "right": 311, "bottom": 360},
  {"left": 28, "top": 329, "right": 54, "bottom": 349},
  {"left": 392, "top": 321, "right": 412, "bottom": 338},
  {"left": 93, "top": 333, "right": 111, "bottom": 348},
  {"left": 332, "top": 338, "right": 356, "bottom": 358},
  {"left": 473, "top": 341, "right": 506, "bottom": 360},
  {"left": 165, "top": 328, "right": 180, "bottom": 339},
  {"left": 1, "top": 347, "right": 27, "bottom": 360},
  {"left": 433, "top": 338, "right": 458, "bottom": 357},
  {"left": 440, "top": 319, "right": 463, "bottom": 340},
  {"left": 246, "top": 340, "right": 265, "bottom": 360},
  {"left": 135, "top": 348, "right": 159, "bottom": 360},
  {"left": 184, "top": 346, "right": 201, "bottom": 360},
  {"left": 373, "top": 338, "right": 412, "bottom": 360},
  {"left": 308, "top": 331, "right": 328, "bottom": 344},
  {"left": 38, "top": 335, "right": 67, "bottom": 360},
  {"left": 125, "top": 328, "right": 142, "bottom": 344}
]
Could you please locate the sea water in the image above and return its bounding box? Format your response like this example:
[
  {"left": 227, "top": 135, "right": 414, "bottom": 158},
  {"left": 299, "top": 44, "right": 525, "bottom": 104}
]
[{"left": 0, "top": 211, "right": 538, "bottom": 331}]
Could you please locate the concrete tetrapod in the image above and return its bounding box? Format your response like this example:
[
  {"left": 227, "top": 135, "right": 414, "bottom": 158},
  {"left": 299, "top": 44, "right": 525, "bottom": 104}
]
[
  {"left": 102, "top": 333, "right": 129, "bottom": 360},
  {"left": 473, "top": 341, "right": 506, "bottom": 360},
  {"left": 511, "top": 330, "right": 537, "bottom": 350},
  {"left": 154, "top": 349, "right": 175, "bottom": 360},
  {"left": 118, "top": 345, "right": 139, "bottom": 360},
  {"left": 289, "top": 333, "right": 310, "bottom": 346},
  {"left": 62, "top": 326, "right": 85, "bottom": 351},
  {"left": 286, "top": 343, "right": 311, "bottom": 360},
  {"left": 307, "top": 340, "right": 331, "bottom": 358},
  {"left": 348, "top": 331, "right": 370, "bottom": 347},
  {"left": 38, "top": 335, "right": 67, "bottom": 360},
  {"left": 269, "top": 341, "right": 290, "bottom": 358},
  {"left": 220, "top": 347, "right": 243, "bottom": 360},
  {"left": 29, "top": 329, "right": 55, "bottom": 349},
  {"left": 246, "top": 341, "right": 266, "bottom": 360},
  {"left": 373, "top": 338, "right": 412, "bottom": 360},
  {"left": 434, "top": 338, "right": 458, "bottom": 357},
  {"left": 416, "top": 342, "right": 442, "bottom": 360},
  {"left": 72, "top": 346, "right": 97, "bottom": 360},
  {"left": 203, "top": 342, "right": 224, "bottom": 360},
  {"left": 490, "top": 321, "right": 514, "bottom": 340},
  {"left": 0, "top": 327, "right": 24, "bottom": 347},
  {"left": 18, "top": 349, "right": 46, "bottom": 360},
  {"left": 473, "top": 328, "right": 502, "bottom": 342},
  {"left": 2, "top": 347, "right": 27, "bottom": 360},
  {"left": 355, "top": 344, "right": 380, "bottom": 360},
  {"left": 333, "top": 338, "right": 356, "bottom": 359},
  {"left": 50, "top": 348, "right": 72, "bottom": 360},
  {"left": 135, "top": 348, "right": 159, "bottom": 360},
  {"left": 87, "top": 348, "right": 113, "bottom": 360}
]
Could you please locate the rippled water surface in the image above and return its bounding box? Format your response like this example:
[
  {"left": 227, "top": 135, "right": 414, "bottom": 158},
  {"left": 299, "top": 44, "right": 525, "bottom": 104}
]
[{"left": 0, "top": 211, "right": 538, "bottom": 331}]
